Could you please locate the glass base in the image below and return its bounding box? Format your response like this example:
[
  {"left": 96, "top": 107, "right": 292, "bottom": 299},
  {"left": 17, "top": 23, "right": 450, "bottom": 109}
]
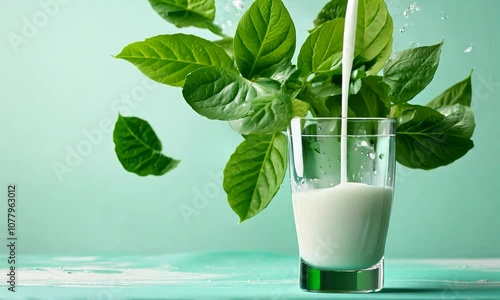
[{"left": 300, "top": 258, "right": 384, "bottom": 293}]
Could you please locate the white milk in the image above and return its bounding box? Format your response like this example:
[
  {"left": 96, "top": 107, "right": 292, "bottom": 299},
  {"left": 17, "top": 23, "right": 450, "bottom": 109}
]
[
  {"left": 340, "top": 0, "right": 359, "bottom": 184},
  {"left": 292, "top": 182, "right": 393, "bottom": 270}
]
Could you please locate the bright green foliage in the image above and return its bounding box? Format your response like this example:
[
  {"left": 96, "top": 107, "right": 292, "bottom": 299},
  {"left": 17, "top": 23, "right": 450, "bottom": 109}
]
[
  {"left": 113, "top": 115, "right": 180, "bottom": 176},
  {"left": 223, "top": 133, "right": 287, "bottom": 222},
  {"left": 113, "top": 0, "right": 476, "bottom": 221}
]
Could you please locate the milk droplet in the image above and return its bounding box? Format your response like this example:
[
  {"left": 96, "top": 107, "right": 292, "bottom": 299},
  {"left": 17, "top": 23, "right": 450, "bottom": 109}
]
[
  {"left": 379, "top": 154, "right": 385, "bottom": 160},
  {"left": 464, "top": 45, "right": 473, "bottom": 53},
  {"left": 226, "top": 20, "right": 233, "bottom": 27},
  {"left": 404, "top": 2, "right": 420, "bottom": 17},
  {"left": 369, "top": 152, "right": 376, "bottom": 160},
  {"left": 476, "top": 279, "right": 488, "bottom": 283},
  {"left": 440, "top": 12, "right": 449, "bottom": 20},
  {"left": 399, "top": 26, "right": 406, "bottom": 33},
  {"left": 233, "top": 0, "right": 244, "bottom": 10},
  {"left": 357, "top": 140, "right": 369, "bottom": 147}
]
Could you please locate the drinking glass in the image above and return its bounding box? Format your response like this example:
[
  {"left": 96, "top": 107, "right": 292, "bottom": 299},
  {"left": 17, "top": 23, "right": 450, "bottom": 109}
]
[{"left": 288, "top": 117, "right": 396, "bottom": 293}]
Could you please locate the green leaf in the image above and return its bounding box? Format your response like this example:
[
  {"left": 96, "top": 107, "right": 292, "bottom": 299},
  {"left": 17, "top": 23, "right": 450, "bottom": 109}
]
[
  {"left": 148, "top": 0, "right": 215, "bottom": 27},
  {"left": 234, "top": 0, "right": 296, "bottom": 79},
  {"left": 116, "top": 34, "right": 234, "bottom": 87},
  {"left": 427, "top": 72, "right": 473, "bottom": 109},
  {"left": 348, "top": 76, "right": 390, "bottom": 117},
  {"left": 214, "top": 38, "right": 234, "bottom": 59},
  {"left": 298, "top": 19, "right": 344, "bottom": 78},
  {"left": 300, "top": 92, "right": 341, "bottom": 117},
  {"left": 113, "top": 115, "right": 180, "bottom": 176},
  {"left": 384, "top": 42, "right": 443, "bottom": 103},
  {"left": 291, "top": 98, "right": 310, "bottom": 117},
  {"left": 395, "top": 104, "right": 474, "bottom": 170},
  {"left": 436, "top": 104, "right": 475, "bottom": 139},
  {"left": 182, "top": 66, "right": 260, "bottom": 120},
  {"left": 355, "top": 0, "right": 393, "bottom": 62},
  {"left": 223, "top": 133, "right": 287, "bottom": 222},
  {"left": 365, "top": 21, "right": 393, "bottom": 76},
  {"left": 235, "top": 94, "right": 293, "bottom": 134},
  {"left": 269, "top": 61, "right": 298, "bottom": 86},
  {"left": 313, "top": 0, "right": 348, "bottom": 28}
]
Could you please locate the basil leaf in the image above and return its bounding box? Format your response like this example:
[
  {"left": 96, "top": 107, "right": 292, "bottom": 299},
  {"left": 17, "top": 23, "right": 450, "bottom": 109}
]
[
  {"left": 234, "top": 0, "right": 296, "bottom": 79},
  {"left": 298, "top": 19, "right": 344, "bottom": 78},
  {"left": 427, "top": 72, "right": 473, "bottom": 109},
  {"left": 116, "top": 34, "right": 235, "bottom": 87},
  {"left": 348, "top": 76, "right": 391, "bottom": 117},
  {"left": 436, "top": 104, "right": 475, "bottom": 139},
  {"left": 223, "top": 133, "right": 287, "bottom": 222},
  {"left": 214, "top": 38, "right": 234, "bottom": 59},
  {"left": 384, "top": 42, "right": 443, "bottom": 104},
  {"left": 313, "top": 0, "right": 348, "bottom": 28},
  {"left": 236, "top": 94, "right": 293, "bottom": 134},
  {"left": 113, "top": 115, "right": 180, "bottom": 176},
  {"left": 182, "top": 66, "right": 261, "bottom": 120},
  {"left": 270, "top": 62, "right": 298, "bottom": 87},
  {"left": 365, "top": 22, "right": 393, "bottom": 76},
  {"left": 355, "top": 0, "right": 393, "bottom": 62},
  {"left": 148, "top": 0, "right": 215, "bottom": 27},
  {"left": 300, "top": 92, "right": 341, "bottom": 117},
  {"left": 395, "top": 104, "right": 474, "bottom": 170},
  {"left": 292, "top": 98, "right": 310, "bottom": 117}
]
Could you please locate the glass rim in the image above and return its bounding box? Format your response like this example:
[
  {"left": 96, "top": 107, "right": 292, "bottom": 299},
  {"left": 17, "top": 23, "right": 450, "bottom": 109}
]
[{"left": 288, "top": 117, "right": 396, "bottom": 137}]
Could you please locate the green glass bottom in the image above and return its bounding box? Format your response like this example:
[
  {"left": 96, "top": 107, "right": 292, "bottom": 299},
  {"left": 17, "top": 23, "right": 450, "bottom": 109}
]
[{"left": 300, "top": 258, "right": 384, "bottom": 293}]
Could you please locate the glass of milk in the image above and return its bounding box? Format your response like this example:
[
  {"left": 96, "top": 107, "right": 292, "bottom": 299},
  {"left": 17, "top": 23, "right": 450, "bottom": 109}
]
[{"left": 288, "top": 117, "right": 396, "bottom": 293}]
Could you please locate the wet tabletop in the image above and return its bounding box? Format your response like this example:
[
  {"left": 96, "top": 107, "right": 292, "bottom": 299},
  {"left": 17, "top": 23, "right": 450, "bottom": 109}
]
[{"left": 1, "top": 252, "right": 500, "bottom": 299}]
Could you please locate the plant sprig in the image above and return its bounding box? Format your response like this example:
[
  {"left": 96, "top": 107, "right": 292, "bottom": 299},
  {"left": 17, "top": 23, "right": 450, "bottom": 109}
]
[{"left": 113, "top": 0, "right": 475, "bottom": 221}]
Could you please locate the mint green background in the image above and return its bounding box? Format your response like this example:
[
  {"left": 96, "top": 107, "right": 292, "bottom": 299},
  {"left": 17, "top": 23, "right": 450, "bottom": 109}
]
[{"left": 0, "top": 0, "right": 498, "bottom": 258}]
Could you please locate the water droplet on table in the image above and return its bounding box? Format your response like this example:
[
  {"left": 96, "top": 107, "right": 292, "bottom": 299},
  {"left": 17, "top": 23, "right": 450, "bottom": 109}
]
[{"left": 464, "top": 44, "right": 473, "bottom": 54}]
